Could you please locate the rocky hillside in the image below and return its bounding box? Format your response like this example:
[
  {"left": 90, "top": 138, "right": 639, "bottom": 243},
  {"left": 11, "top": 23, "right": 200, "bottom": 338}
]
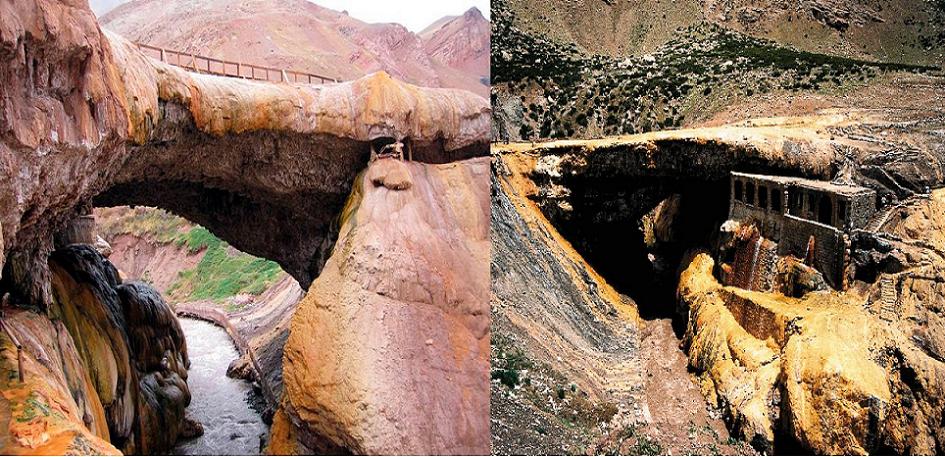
[
  {"left": 492, "top": 2, "right": 939, "bottom": 141},
  {"left": 100, "top": 0, "right": 490, "bottom": 96},
  {"left": 501, "top": 0, "right": 945, "bottom": 64},
  {"left": 95, "top": 206, "right": 289, "bottom": 309},
  {"left": 492, "top": 0, "right": 943, "bottom": 141}
]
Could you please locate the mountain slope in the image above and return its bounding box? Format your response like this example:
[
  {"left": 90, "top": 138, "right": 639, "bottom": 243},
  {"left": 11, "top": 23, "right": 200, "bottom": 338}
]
[
  {"left": 99, "top": 0, "right": 489, "bottom": 96},
  {"left": 501, "top": 0, "right": 945, "bottom": 65},
  {"left": 421, "top": 7, "right": 491, "bottom": 86}
]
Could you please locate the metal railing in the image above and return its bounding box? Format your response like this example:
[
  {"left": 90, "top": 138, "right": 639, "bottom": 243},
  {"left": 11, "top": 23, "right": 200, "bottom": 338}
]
[{"left": 135, "top": 42, "right": 338, "bottom": 85}]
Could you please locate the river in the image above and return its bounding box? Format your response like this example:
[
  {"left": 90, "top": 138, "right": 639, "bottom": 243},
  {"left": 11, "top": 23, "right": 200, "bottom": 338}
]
[{"left": 173, "top": 318, "right": 269, "bottom": 455}]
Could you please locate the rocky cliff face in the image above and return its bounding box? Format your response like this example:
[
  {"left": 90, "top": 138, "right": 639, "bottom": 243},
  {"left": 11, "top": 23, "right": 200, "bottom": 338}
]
[
  {"left": 269, "top": 156, "right": 490, "bottom": 454},
  {"left": 490, "top": 152, "right": 646, "bottom": 453},
  {"left": 50, "top": 246, "right": 192, "bottom": 454},
  {"left": 678, "top": 186, "right": 945, "bottom": 454}
]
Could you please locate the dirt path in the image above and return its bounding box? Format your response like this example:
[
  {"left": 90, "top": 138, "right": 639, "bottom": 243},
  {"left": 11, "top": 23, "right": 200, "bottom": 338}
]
[{"left": 633, "top": 318, "right": 756, "bottom": 455}]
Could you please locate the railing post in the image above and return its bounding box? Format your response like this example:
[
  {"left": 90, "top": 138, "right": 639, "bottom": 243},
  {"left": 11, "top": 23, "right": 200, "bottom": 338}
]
[
  {"left": 160, "top": 48, "right": 166, "bottom": 62},
  {"left": 236, "top": 62, "right": 241, "bottom": 78},
  {"left": 281, "top": 69, "right": 288, "bottom": 83}
]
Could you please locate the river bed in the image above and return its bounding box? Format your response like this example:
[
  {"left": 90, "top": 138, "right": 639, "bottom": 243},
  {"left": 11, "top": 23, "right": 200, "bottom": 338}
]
[{"left": 173, "top": 318, "right": 269, "bottom": 455}]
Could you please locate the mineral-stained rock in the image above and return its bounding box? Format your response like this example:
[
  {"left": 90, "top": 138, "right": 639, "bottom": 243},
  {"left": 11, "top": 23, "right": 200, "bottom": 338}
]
[
  {"left": 45, "top": 245, "right": 192, "bottom": 454},
  {"left": 49, "top": 246, "right": 137, "bottom": 449},
  {"left": 180, "top": 415, "right": 205, "bottom": 439},
  {"left": 490, "top": 152, "right": 642, "bottom": 400},
  {"left": 490, "top": 152, "right": 647, "bottom": 453},
  {"left": 0, "top": 0, "right": 490, "bottom": 454},
  {"left": 117, "top": 282, "right": 191, "bottom": 454},
  {"left": 775, "top": 256, "right": 828, "bottom": 297},
  {"left": 679, "top": 190, "right": 945, "bottom": 457},
  {"left": 0, "top": 0, "right": 489, "bottom": 307},
  {"left": 0, "top": 309, "right": 117, "bottom": 455},
  {"left": 272, "top": 157, "right": 490, "bottom": 455}
]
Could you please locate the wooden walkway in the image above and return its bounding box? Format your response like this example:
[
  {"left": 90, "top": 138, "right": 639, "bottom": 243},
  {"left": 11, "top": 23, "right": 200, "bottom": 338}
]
[{"left": 135, "top": 42, "right": 338, "bottom": 84}]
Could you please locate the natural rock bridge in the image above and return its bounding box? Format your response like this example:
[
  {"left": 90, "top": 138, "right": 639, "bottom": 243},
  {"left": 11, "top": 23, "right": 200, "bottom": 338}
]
[{"left": 0, "top": 2, "right": 489, "bottom": 455}]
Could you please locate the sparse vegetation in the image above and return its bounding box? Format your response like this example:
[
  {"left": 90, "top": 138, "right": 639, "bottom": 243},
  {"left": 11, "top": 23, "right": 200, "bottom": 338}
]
[
  {"left": 96, "top": 206, "right": 284, "bottom": 305},
  {"left": 492, "top": 0, "right": 937, "bottom": 141},
  {"left": 167, "top": 230, "right": 282, "bottom": 302},
  {"left": 606, "top": 425, "right": 664, "bottom": 455}
]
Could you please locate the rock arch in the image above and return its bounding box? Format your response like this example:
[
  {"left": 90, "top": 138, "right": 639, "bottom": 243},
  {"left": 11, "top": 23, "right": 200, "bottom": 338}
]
[{"left": 0, "top": 13, "right": 490, "bottom": 303}]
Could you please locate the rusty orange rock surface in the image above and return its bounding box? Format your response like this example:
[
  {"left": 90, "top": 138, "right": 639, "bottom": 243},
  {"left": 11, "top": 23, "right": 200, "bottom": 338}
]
[{"left": 274, "top": 157, "right": 490, "bottom": 454}]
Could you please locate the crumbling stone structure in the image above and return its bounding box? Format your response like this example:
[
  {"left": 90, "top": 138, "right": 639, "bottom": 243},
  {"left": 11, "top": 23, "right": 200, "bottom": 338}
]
[{"left": 728, "top": 172, "right": 876, "bottom": 288}]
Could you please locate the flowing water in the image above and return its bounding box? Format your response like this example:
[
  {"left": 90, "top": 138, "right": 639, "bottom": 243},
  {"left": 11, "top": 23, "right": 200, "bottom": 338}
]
[{"left": 174, "top": 318, "right": 268, "bottom": 455}]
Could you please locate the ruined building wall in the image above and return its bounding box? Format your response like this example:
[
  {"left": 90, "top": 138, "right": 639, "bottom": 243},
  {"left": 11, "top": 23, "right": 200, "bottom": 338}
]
[
  {"left": 848, "top": 193, "right": 876, "bottom": 229},
  {"left": 778, "top": 215, "right": 847, "bottom": 288}
]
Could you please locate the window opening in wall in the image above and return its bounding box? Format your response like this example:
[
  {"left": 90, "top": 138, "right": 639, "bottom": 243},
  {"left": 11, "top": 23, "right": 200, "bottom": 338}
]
[
  {"left": 758, "top": 186, "right": 768, "bottom": 209},
  {"left": 746, "top": 182, "right": 756, "bottom": 206},
  {"left": 734, "top": 180, "right": 744, "bottom": 202},
  {"left": 818, "top": 197, "right": 833, "bottom": 225},
  {"left": 772, "top": 190, "right": 782, "bottom": 212}
]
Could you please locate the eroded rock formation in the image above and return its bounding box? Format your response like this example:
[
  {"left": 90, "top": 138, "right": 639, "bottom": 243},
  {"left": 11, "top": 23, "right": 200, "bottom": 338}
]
[
  {"left": 493, "top": 82, "right": 945, "bottom": 453},
  {"left": 0, "top": 0, "right": 489, "bottom": 307},
  {"left": 268, "top": 157, "right": 490, "bottom": 454},
  {"left": 678, "top": 188, "right": 945, "bottom": 455},
  {"left": 49, "top": 246, "right": 191, "bottom": 454},
  {"left": 0, "top": 245, "right": 190, "bottom": 455}
]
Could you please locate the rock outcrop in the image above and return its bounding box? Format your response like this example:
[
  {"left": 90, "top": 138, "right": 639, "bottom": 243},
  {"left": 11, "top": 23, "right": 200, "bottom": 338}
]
[
  {"left": 1, "top": 0, "right": 490, "bottom": 454},
  {"left": 0, "top": 245, "right": 191, "bottom": 455},
  {"left": 269, "top": 157, "right": 491, "bottom": 455},
  {"left": 0, "top": 0, "right": 489, "bottom": 307},
  {"left": 0, "top": 308, "right": 119, "bottom": 455},
  {"left": 48, "top": 246, "right": 191, "bottom": 454},
  {"left": 677, "top": 189, "right": 945, "bottom": 454},
  {"left": 490, "top": 152, "right": 647, "bottom": 453}
]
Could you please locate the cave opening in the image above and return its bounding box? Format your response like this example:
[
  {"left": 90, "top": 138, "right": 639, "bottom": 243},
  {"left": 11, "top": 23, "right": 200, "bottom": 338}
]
[{"left": 544, "top": 174, "right": 732, "bottom": 325}]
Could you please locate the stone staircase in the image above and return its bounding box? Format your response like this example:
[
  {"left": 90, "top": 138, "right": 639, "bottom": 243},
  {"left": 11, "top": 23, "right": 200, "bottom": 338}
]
[
  {"left": 865, "top": 205, "right": 897, "bottom": 233},
  {"left": 879, "top": 276, "right": 899, "bottom": 322}
]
